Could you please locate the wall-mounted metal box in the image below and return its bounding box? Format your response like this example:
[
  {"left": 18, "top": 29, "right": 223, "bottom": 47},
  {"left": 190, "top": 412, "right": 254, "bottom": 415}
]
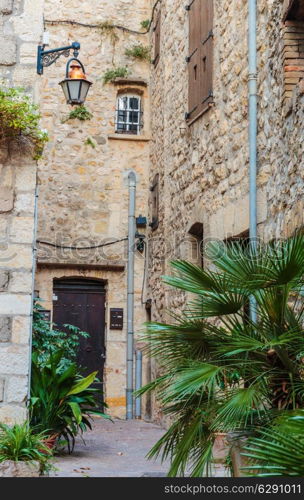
[{"left": 110, "top": 308, "right": 124, "bottom": 330}]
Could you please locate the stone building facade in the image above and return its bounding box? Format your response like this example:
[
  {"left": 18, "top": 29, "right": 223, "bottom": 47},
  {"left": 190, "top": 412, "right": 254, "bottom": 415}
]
[
  {"left": 35, "top": 0, "right": 151, "bottom": 418},
  {"left": 1, "top": 0, "right": 304, "bottom": 425},
  {"left": 147, "top": 0, "right": 304, "bottom": 420},
  {"left": 0, "top": 0, "right": 44, "bottom": 423}
]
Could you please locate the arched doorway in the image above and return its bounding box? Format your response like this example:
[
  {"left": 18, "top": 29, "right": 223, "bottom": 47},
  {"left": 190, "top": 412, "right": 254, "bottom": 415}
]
[{"left": 52, "top": 278, "right": 106, "bottom": 405}]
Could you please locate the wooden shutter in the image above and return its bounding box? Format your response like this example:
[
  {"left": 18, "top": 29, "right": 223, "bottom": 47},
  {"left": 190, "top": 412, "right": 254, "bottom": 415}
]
[
  {"left": 153, "top": 11, "right": 161, "bottom": 66},
  {"left": 150, "top": 174, "right": 159, "bottom": 230},
  {"left": 187, "top": 0, "right": 213, "bottom": 123},
  {"left": 200, "top": 0, "right": 213, "bottom": 112},
  {"left": 187, "top": 0, "right": 201, "bottom": 121}
]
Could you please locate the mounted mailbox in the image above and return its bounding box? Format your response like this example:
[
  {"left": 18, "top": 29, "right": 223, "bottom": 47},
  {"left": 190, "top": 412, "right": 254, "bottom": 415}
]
[{"left": 110, "top": 308, "right": 124, "bottom": 330}]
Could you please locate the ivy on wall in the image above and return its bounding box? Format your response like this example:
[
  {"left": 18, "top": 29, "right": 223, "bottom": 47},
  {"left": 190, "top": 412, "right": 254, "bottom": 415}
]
[{"left": 0, "top": 87, "right": 48, "bottom": 160}]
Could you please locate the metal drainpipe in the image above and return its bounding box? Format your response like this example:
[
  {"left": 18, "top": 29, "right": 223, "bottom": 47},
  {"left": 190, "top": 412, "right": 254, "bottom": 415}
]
[
  {"left": 126, "top": 170, "right": 137, "bottom": 419},
  {"left": 27, "top": 181, "right": 39, "bottom": 402},
  {"left": 135, "top": 350, "right": 143, "bottom": 419},
  {"left": 248, "top": 0, "right": 258, "bottom": 322}
]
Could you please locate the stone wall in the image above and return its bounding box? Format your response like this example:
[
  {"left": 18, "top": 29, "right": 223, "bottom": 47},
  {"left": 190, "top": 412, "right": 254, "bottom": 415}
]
[
  {"left": 148, "top": 0, "right": 304, "bottom": 422},
  {"left": 36, "top": 0, "right": 151, "bottom": 418},
  {"left": 0, "top": 0, "right": 43, "bottom": 423}
]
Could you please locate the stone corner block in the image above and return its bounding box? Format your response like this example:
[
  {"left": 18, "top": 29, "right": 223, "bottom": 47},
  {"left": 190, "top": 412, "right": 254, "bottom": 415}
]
[
  {"left": 0, "top": 187, "right": 14, "bottom": 213},
  {"left": 0, "top": 378, "right": 4, "bottom": 402},
  {"left": 6, "top": 376, "right": 27, "bottom": 403},
  {"left": 0, "top": 0, "right": 13, "bottom": 15},
  {"left": 0, "top": 35, "right": 17, "bottom": 66},
  {"left": 0, "top": 316, "right": 12, "bottom": 342},
  {"left": 0, "top": 404, "right": 27, "bottom": 424},
  {"left": 0, "top": 270, "right": 9, "bottom": 291}
]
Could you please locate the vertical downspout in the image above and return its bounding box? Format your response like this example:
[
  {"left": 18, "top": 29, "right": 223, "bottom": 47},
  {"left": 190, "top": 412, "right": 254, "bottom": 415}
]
[
  {"left": 248, "top": 0, "right": 258, "bottom": 322},
  {"left": 135, "top": 350, "right": 142, "bottom": 419},
  {"left": 126, "top": 170, "right": 137, "bottom": 419},
  {"left": 27, "top": 180, "right": 39, "bottom": 402}
]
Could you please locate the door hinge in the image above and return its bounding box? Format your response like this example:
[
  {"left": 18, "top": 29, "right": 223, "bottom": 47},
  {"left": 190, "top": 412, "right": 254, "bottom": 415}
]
[
  {"left": 185, "top": 0, "right": 195, "bottom": 10},
  {"left": 202, "top": 91, "right": 214, "bottom": 105},
  {"left": 201, "top": 30, "right": 214, "bottom": 46},
  {"left": 185, "top": 47, "right": 198, "bottom": 63}
]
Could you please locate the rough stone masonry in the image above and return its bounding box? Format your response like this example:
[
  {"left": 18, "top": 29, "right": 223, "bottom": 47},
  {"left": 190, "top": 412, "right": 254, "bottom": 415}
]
[
  {"left": 147, "top": 0, "right": 304, "bottom": 421},
  {"left": 0, "top": 0, "right": 43, "bottom": 423}
]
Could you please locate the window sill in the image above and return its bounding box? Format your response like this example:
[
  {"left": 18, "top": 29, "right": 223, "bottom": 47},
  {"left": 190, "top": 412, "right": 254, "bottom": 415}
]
[
  {"left": 108, "top": 134, "right": 151, "bottom": 142},
  {"left": 112, "top": 77, "right": 148, "bottom": 87}
]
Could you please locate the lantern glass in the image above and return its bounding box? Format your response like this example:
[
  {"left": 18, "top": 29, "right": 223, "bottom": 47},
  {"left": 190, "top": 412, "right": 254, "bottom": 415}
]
[
  {"left": 80, "top": 80, "right": 91, "bottom": 103},
  {"left": 59, "top": 78, "right": 92, "bottom": 105},
  {"left": 60, "top": 80, "right": 70, "bottom": 102}
]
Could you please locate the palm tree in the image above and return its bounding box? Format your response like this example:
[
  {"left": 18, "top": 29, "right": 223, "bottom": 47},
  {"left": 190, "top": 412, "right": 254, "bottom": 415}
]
[
  {"left": 243, "top": 410, "right": 304, "bottom": 476},
  {"left": 139, "top": 234, "right": 304, "bottom": 476}
]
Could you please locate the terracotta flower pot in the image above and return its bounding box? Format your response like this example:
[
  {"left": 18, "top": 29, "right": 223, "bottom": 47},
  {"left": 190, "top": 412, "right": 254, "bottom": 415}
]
[{"left": 226, "top": 432, "right": 250, "bottom": 477}]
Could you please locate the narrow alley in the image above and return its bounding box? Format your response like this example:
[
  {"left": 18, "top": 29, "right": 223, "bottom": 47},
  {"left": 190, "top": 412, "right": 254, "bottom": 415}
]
[{"left": 51, "top": 419, "right": 169, "bottom": 477}]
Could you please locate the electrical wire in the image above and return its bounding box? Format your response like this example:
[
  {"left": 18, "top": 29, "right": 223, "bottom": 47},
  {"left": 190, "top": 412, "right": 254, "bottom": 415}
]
[
  {"left": 37, "top": 237, "right": 128, "bottom": 250},
  {"left": 44, "top": 0, "right": 162, "bottom": 35}
]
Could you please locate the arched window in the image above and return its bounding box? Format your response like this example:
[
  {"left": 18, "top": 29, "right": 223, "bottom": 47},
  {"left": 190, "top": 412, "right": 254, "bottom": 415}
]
[{"left": 115, "top": 94, "right": 142, "bottom": 135}]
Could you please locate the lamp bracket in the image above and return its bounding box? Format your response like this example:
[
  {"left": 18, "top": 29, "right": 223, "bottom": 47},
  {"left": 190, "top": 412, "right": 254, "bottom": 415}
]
[{"left": 37, "top": 41, "right": 80, "bottom": 75}]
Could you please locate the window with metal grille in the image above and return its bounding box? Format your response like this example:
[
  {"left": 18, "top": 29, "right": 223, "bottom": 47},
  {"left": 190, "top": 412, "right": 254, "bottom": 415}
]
[{"left": 115, "top": 95, "right": 142, "bottom": 134}]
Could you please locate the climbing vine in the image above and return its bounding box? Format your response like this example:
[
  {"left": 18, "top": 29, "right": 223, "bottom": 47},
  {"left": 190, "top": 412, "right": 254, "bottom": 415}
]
[{"left": 0, "top": 87, "right": 48, "bottom": 160}]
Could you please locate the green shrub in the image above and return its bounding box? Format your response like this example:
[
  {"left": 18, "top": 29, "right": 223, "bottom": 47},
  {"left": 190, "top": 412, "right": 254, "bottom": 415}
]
[
  {"left": 103, "top": 67, "right": 129, "bottom": 84},
  {"left": 140, "top": 19, "right": 150, "bottom": 30},
  {"left": 125, "top": 44, "right": 151, "bottom": 61},
  {"left": 30, "top": 350, "right": 110, "bottom": 452},
  {"left": 0, "top": 87, "right": 48, "bottom": 160},
  {"left": 84, "top": 136, "right": 96, "bottom": 148},
  {"left": 0, "top": 422, "right": 52, "bottom": 473},
  {"left": 62, "top": 105, "right": 93, "bottom": 123},
  {"left": 32, "top": 300, "right": 89, "bottom": 371}
]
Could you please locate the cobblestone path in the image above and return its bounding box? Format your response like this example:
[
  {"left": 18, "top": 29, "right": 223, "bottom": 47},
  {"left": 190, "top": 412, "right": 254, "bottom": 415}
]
[{"left": 51, "top": 418, "right": 169, "bottom": 477}]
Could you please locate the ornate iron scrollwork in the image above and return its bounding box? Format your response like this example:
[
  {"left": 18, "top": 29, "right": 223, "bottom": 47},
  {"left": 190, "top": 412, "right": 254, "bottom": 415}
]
[
  {"left": 37, "top": 42, "right": 80, "bottom": 75},
  {"left": 42, "top": 49, "right": 71, "bottom": 68},
  {"left": 42, "top": 50, "right": 70, "bottom": 67}
]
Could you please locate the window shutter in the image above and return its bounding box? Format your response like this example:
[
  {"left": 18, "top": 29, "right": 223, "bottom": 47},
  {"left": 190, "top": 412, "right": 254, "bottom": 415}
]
[
  {"left": 186, "top": 0, "right": 213, "bottom": 122},
  {"left": 187, "top": 0, "right": 201, "bottom": 121},
  {"left": 153, "top": 11, "right": 161, "bottom": 66},
  {"left": 150, "top": 174, "right": 159, "bottom": 230},
  {"left": 200, "top": 0, "right": 213, "bottom": 112}
]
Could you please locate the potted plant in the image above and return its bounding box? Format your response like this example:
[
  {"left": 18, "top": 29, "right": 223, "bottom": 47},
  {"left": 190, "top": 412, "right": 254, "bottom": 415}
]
[
  {"left": 137, "top": 234, "right": 304, "bottom": 476},
  {"left": 0, "top": 422, "right": 52, "bottom": 477},
  {"left": 30, "top": 350, "right": 110, "bottom": 452}
]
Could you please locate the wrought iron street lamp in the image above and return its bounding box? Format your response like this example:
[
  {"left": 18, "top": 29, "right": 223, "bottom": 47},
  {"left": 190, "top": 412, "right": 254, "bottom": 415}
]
[{"left": 37, "top": 41, "right": 92, "bottom": 105}]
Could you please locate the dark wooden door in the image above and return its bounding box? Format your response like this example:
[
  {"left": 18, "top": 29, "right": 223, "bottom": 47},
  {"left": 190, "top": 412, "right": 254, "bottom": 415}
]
[{"left": 53, "top": 278, "right": 106, "bottom": 405}]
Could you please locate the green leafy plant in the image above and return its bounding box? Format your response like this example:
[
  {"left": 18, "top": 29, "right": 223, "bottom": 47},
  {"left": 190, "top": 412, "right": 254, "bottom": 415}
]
[
  {"left": 32, "top": 301, "right": 89, "bottom": 371},
  {"left": 243, "top": 410, "right": 304, "bottom": 476},
  {"left": 138, "top": 234, "right": 304, "bottom": 476},
  {"left": 84, "top": 136, "right": 96, "bottom": 148},
  {"left": 0, "top": 422, "right": 52, "bottom": 473},
  {"left": 0, "top": 86, "right": 48, "bottom": 160},
  {"left": 103, "top": 67, "right": 129, "bottom": 84},
  {"left": 97, "top": 20, "right": 119, "bottom": 44},
  {"left": 125, "top": 44, "right": 151, "bottom": 61},
  {"left": 140, "top": 19, "right": 150, "bottom": 30},
  {"left": 62, "top": 105, "right": 93, "bottom": 123},
  {"left": 30, "top": 350, "right": 110, "bottom": 452}
]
